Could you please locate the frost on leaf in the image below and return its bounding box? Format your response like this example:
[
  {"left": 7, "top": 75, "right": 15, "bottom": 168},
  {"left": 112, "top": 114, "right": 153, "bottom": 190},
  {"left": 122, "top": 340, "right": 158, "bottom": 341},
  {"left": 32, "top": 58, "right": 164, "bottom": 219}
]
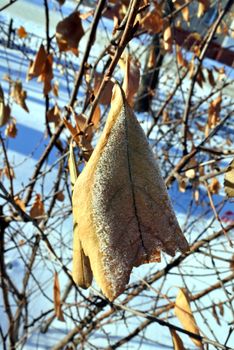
[{"left": 72, "top": 84, "right": 189, "bottom": 301}]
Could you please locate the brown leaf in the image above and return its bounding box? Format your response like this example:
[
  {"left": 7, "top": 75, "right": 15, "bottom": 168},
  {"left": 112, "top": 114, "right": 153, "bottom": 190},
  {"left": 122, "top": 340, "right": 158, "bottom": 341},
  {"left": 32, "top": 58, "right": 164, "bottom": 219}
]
[
  {"left": 53, "top": 82, "right": 59, "bottom": 97},
  {"left": 121, "top": 54, "right": 140, "bottom": 107},
  {"left": 212, "top": 304, "right": 221, "bottom": 325},
  {"left": 64, "top": 116, "right": 93, "bottom": 161},
  {"left": 11, "top": 81, "right": 29, "bottom": 112},
  {"left": 5, "top": 121, "right": 17, "bottom": 138},
  {"left": 147, "top": 46, "right": 156, "bottom": 69},
  {"left": 197, "top": 0, "right": 210, "bottom": 18},
  {"left": 208, "top": 178, "right": 220, "bottom": 194},
  {"left": 174, "top": 288, "right": 203, "bottom": 349},
  {"left": 53, "top": 271, "right": 65, "bottom": 321},
  {"left": 176, "top": 45, "right": 187, "bottom": 67},
  {"left": 207, "top": 69, "right": 215, "bottom": 87},
  {"left": 56, "top": 12, "right": 84, "bottom": 55},
  {"left": 14, "top": 196, "right": 26, "bottom": 212},
  {"left": 55, "top": 191, "right": 65, "bottom": 202},
  {"left": 72, "top": 84, "right": 189, "bottom": 301},
  {"left": 94, "top": 73, "right": 114, "bottom": 105},
  {"left": 27, "top": 44, "right": 47, "bottom": 80},
  {"left": 37, "top": 54, "right": 53, "bottom": 96},
  {"left": 30, "top": 194, "right": 45, "bottom": 221},
  {"left": 170, "top": 329, "right": 186, "bottom": 350},
  {"left": 140, "top": 8, "right": 163, "bottom": 34},
  {"left": 208, "top": 95, "right": 222, "bottom": 128},
  {"left": 3, "top": 165, "right": 15, "bottom": 179},
  {"left": 0, "top": 86, "right": 11, "bottom": 127},
  {"left": 174, "top": 0, "right": 190, "bottom": 24},
  {"left": 47, "top": 104, "right": 61, "bottom": 126},
  {"left": 163, "top": 21, "right": 172, "bottom": 52},
  {"left": 92, "top": 105, "right": 101, "bottom": 130},
  {"left": 224, "top": 158, "right": 234, "bottom": 198},
  {"left": 17, "top": 26, "right": 27, "bottom": 38}
]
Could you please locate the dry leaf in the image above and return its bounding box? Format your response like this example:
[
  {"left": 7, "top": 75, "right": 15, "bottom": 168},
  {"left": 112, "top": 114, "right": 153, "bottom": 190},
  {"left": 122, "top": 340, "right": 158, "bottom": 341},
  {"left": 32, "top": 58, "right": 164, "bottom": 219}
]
[
  {"left": 30, "top": 194, "right": 45, "bottom": 221},
  {"left": 56, "top": 12, "right": 84, "bottom": 55},
  {"left": 208, "top": 178, "right": 220, "bottom": 194},
  {"left": 170, "top": 329, "right": 186, "bottom": 350},
  {"left": 17, "top": 26, "right": 27, "bottom": 38},
  {"left": 5, "top": 121, "right": 17, "bottom": 138},
  {"left": 47, "top": 104, "right": 61, "bottom": 126},
  {"left": 11, "top": 81, "right": 29, "bottom": 112},
  {"left": 140, "top": 8, "right": 163, "bottom": 34},
  {"left": 27, "top": 44, "right": 47, "bottom": 80},
  {"left": 72, "top": 84, "right": 189, "bottom": 301},
  {"left": 92, "top": 105, "right": 101, "bottom": 129},
  {"left": 14, "top": 196, "right": 26, "bottom": 212},
  {"left": 37, "top": 54, "right": 53, "bottom": 96},
  {"left": 55, "top": 191, "right": 65, "bottom": 202},
  {"left": 147, "top": 46, "right": 156, "bottom": 69},
  {"left": 207, "top": 69, "right": 215, "bottom": 87},
  {"left": 175, "top": 288, "right": 203, "bottom": 349},
  {"left": 94, "top": 73, "right": 114, "bottom": 105},
  {"left": 174, "top": 0, "right": 190, "bottom": 24},
  {"left": 224, "top": 158, "right": 234, "bottom": 198},
  {"left": 53, "top": 271, "right": 65, "bottom": 321},
  {"left": 163, "top": 21, "right": 172, "bottom": 52},
  {"left": 176, "top": 46, "right": 187, "bottom": 67},
  {"left": 69, "top": 141, "right": 93, "bottom": 288},
  {"left": 208, "top": 95, "right": 222, "bottom": 128},
  {"left": 197, "top": 0, "right": 210, "bottom": 18},
  {"left": 53, "top": 81, "right": 59, "bottom": 97},
  {"left": 3, "top": 165, "right": 15, "bottom": 179},
  {"left": 0, "top": 86, "right": 11, "bottom": 127},
  {"left": 121, "top": 54, "right": 140, "bottom": 107},
  {"left": 212, "top": 304, "right": 221, "bottom": 325},
  {"left": 64, "top": 117, "right": 93, "bottom": 161},
  {"left": 185, "top": 169, "right": 196, "bottom": 179}
]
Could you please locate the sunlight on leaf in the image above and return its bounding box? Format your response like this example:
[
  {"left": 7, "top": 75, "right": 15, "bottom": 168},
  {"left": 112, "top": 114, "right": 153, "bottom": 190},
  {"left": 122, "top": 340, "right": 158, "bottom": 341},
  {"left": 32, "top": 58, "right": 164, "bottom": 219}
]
[
  {"left": 174, "top": 288, "right": 203, "bottom": 349},
  {"left": 53, "top": 271, "right": 65, "bottom": 322},
  {"left": 72, "top": 84, "right": 189, "bottom": 301}
]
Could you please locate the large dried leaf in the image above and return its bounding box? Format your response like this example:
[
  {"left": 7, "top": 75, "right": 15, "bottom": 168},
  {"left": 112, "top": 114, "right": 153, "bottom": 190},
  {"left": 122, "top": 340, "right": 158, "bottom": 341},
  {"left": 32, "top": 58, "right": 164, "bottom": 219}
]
[
  {"left": 11, "top": 81, "right": 29, "bottom": 113},
  {"left": 72, "top": 84, "right": 189, "bottom": 301},
  {"left": 224, "top": 158, "right": 234, "bottom": 198},
  {"left": 53, "top": 271, "right": 65, "bottom": 322},
  {"left": 163, "top": 21, "right": 172, "bottom": 52},
  {"left": 174, "top": 288, "right": 203, "bottom": 349},
  {"left": 56, "top": 12, "right": 84, "bottom": 55},
  {"left": 197, "top": 0, "right": 210, "bottom": 18}
]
